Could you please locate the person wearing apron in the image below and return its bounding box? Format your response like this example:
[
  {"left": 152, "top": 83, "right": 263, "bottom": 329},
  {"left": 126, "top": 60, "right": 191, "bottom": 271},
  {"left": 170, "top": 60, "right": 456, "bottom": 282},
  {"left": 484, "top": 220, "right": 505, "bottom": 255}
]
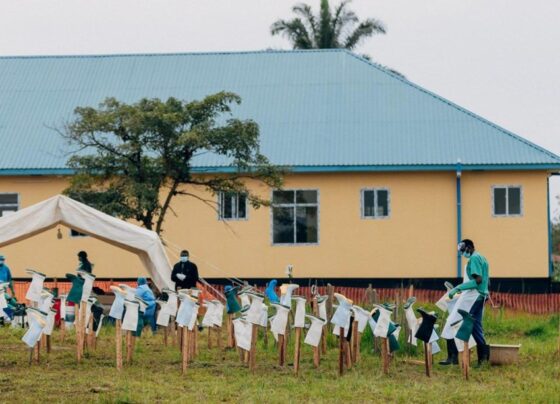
[{"left": 440, "top": 239, "right": 490, "bottom": 366}]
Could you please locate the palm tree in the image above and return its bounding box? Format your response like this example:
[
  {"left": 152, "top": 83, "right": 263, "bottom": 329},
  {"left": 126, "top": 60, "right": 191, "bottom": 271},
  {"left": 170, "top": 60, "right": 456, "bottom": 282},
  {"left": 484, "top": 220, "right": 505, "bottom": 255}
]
[{"left": 271, "top": 0, "right": 386, "bottom": 51}]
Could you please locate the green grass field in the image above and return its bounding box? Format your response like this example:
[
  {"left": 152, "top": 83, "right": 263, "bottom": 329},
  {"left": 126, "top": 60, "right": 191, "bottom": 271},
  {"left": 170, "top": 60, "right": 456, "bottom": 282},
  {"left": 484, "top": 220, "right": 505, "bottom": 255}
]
[{"left": 0, "top": 309, "right": 558, "bottom": 403}]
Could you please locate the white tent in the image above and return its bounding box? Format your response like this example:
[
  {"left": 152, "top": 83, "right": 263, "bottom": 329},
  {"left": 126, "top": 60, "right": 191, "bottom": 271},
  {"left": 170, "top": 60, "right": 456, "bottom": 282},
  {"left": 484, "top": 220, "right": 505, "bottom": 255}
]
[{"left": 0, "top": 194, "right": 174, "bottom": 290}]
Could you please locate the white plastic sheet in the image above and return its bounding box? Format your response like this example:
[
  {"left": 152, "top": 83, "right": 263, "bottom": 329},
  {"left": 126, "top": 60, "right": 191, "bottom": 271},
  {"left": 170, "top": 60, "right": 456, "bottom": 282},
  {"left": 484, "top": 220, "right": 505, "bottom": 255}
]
[{"left": 0, "top": 195, "right": 174, "bottom": 290}]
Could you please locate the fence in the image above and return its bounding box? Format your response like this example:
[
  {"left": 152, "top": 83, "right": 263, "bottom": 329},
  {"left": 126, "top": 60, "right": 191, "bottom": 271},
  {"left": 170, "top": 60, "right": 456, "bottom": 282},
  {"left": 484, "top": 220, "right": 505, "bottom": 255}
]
[{"left": 12, "top": 281, "right": 560, "bottom": 315}]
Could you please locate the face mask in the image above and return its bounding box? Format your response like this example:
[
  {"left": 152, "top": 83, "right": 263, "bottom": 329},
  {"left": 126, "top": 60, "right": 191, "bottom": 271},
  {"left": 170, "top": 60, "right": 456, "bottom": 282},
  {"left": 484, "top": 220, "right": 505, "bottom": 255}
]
[
  {"left": 180, "top": 257, "right": 189, "bottom": 263},
  {"left": 0, "top": 261, "right": 4, "bottom": 266},
  {"left": 462, "top": 252, "right": 471, "bottom": 259}
]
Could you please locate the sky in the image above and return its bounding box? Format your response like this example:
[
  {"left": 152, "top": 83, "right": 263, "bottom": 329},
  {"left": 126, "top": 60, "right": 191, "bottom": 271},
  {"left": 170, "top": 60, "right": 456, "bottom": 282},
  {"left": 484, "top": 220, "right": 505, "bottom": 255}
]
[{"left": 1, "top": 0, "right": 560, "bottom": 215}]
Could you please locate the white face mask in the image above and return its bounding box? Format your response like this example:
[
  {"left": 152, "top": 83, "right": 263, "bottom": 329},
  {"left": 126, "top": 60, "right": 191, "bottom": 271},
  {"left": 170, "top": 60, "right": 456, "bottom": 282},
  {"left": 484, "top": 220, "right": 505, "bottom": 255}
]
[{"left": 180, "top": 256, "right": 189, "bottom": 263}]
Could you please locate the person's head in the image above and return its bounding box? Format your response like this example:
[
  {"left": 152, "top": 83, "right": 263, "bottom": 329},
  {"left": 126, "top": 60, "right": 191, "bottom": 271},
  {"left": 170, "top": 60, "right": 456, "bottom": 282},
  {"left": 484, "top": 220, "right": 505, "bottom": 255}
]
[
  {"left": 78, "top": 251, "right": 88, "bottom": 262},
  {"left": 0, "top": 255, "right": 5, "bottom": 266},
  {"left": 137, "top": 277, "right": 147, "bottom": 286},
  {"left": 458, "top": 239, "right": 475, "bottom": 258},
  {"left": 180, "top": 250, "right": 189, "bottom": 263}
]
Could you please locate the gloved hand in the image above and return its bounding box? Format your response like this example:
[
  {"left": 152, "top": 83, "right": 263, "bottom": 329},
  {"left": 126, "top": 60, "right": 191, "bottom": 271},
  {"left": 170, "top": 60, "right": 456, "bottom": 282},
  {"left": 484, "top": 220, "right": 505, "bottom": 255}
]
[
  {"left": 448, "top": 288, "right": 458, "bottom": 299},
  {"left": 177, "top": 273, "right": 186, "bottom": 281}
]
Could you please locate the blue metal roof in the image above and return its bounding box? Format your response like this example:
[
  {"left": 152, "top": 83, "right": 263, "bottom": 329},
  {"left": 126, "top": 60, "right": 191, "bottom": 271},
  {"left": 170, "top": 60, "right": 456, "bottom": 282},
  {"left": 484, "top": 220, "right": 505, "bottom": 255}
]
[{"left": 1, "top": 49, "right": 559, "bottom": 173}]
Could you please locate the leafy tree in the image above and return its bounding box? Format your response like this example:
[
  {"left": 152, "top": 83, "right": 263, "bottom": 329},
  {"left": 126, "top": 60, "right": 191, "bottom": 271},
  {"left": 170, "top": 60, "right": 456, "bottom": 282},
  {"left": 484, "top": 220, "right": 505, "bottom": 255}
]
[
  {"left": 271, "top": 0, "right": 386, "bottom": 51},
  {"left": 61, "top": 93, "right": 283, "bottom": 235}
]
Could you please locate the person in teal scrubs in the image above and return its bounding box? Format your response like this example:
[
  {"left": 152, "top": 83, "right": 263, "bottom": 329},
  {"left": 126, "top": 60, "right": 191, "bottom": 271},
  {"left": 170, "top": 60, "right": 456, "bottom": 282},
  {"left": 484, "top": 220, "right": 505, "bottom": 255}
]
[
  {"left": 0, "top": 255, "right": 15, "bottom": 296},
  {"left": 449, "top": 239, "right": 490, "bottom": 365}
]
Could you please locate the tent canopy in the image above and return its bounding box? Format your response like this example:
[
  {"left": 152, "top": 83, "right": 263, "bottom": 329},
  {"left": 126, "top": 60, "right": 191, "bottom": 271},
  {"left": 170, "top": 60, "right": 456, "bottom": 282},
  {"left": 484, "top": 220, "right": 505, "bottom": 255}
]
[{"left": 0, "top": 194, "right": 174, "bottom": 290}]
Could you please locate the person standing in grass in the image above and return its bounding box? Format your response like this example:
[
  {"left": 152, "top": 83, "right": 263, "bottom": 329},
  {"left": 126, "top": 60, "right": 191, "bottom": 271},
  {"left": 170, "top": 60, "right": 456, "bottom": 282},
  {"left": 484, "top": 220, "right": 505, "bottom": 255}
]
[
  {"left": 0, "top": 254, "right": 15, "bottom": 296},
  {"left": 440, "top": 239, "right": 490, "bottom": 366},
  {"left": 171, "top": 250, "right": 199, "bottom": 290}
]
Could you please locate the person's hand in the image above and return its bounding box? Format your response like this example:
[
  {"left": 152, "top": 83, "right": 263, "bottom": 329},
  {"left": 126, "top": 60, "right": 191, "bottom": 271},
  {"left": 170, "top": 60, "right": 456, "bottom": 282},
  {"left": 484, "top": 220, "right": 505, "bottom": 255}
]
[
  {"left": 177, "top": 273, "right": 186, "bottom": 281},
  {"left": 448, "top": 288, "right": 458, "bottom": 299}
]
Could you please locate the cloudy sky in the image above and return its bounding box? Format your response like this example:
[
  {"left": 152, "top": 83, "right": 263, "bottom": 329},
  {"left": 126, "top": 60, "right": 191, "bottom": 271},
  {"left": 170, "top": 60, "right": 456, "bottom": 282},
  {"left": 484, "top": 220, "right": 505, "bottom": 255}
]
[{"left": 1, "top": 0, "right": 560, "bottom": 214}]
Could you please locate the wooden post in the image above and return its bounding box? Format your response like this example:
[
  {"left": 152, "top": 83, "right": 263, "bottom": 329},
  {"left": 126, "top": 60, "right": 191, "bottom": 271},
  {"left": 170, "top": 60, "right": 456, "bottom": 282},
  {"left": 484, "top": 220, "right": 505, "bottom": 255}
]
[
  {"left": 34, "top": 339, "right": 41, "bottom": 364},
  {"left": 338, "top": 327, "right": 345, "bottom": 376},
  {"left": 294, "top": 327, "right": 302, "bottom": 375},
  {"left": 181, "top": 327, "right": 188, "bottom": 374},
  {"left": 208, "top": 326, "right": 213, "bottom": 349},
  {"left": 326, "top": 284, "right": 334, "bottom": 328},
  {"left": 462, "top": 346, "right": 470, "bottom": 380},
  {"left": 216, "top": 326, "right": 222, "bottom": 350},
  {"left": 81, "top": 303, "right": 87, "bottom": 357},
  {"left": 87, "top": 314, "right": 94, "bottom": 350},
  {"left": 227, "top": 314, "right": 235, "bottom": 349},
  {"left": 46, "top": 335, "right": 51, "bottom": 354},
  {"left": 116, "top": 319, "right": 123, "bottom": 371},
  {"left": 76, "top": 303, "right": 82, "bottom": 362},
  {"left": 345, "top": 335, "right": 353, "bottom": 370},
  {"left": 424, "top": 342, "right": 432, "bottom": 377},
  {"left": 351, "top": 320, "right": 359, "bottom": 363},
  {"left": 126, "top": 331, "right": 133, "bottom": 365},
  {"left": 278, "top": 334, "right": 285, "bottom": 366},
  {"left": 312, "top": 296, "right": 320, "bottom": 367},
  {"left": 169, "top": 317, "right": 176, "bottom": 345},
  {"left": 163, "top": 325, "right": 168, "bottom": 347},
  {"left": 381, "top": 337, "right": 389, "bottom": 374},
  {"left": 249, "top": 324, "right": 258, "bottom": 372},
  {"left": 60, "top": 319, "right": 66, "bottom": 344}
]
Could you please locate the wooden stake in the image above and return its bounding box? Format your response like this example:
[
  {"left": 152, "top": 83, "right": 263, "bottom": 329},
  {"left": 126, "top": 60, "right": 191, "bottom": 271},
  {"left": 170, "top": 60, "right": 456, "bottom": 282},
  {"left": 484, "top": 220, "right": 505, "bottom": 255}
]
[
  {"left": 294, "top": 327, "right": 302, "bottom": 375},
  {"left": 338, "top": 327, "right": 345, "bottom": 376},
  {"left": 208, "top": 326, "right": 213, "bottom": 349},
  {"left": 34, "top": 340, "right": 40, "bottom": 364},
  {"left": 249, "top": 324, "right": 258, "bottom": 372},
  {"left": 345, "top": 337, "right": 353, "bottom": 370},
  {"left": 351, "top": 320, "right": 359, "bottom": 364},
  {"left": 60, "top": 319, "right": 66, "bottom": 344},
  {"left": 424, "top": 342, "right": 432, "bottom": 377},
  {"left": 76, "top": 303, "right": 82, "bottom": 362},
  {"left": 278, "top": 334, "right": 285, "bottom": 366},
  {"left": 46, "top": 335, "right": 51, "bottom": 354},
  {"left": 116, "top": 319, "right": 123, "bottom": 371},
  {"left": 216, "top": 326, "right": 222, "bottom": 350},
  {"left": 227, "top": 314, "right": 235, "bottom": 349},
  {"left": 163, "top": 324, "right": 169, "bottom": 347},
  {"left": 87, "top": 314, "right": 94, "bottom": 350},
  {"left": 181, "top": 327, "right": 188, "bottom": 374},
  {"left": 381, "top": 337, "right": 389, "bottom": 374},
  {"left": 126, "top": 331, "right": 133, "bottom": 365},
  {"left": 462, "top": 346, "right": 470, "bottom": 380}
]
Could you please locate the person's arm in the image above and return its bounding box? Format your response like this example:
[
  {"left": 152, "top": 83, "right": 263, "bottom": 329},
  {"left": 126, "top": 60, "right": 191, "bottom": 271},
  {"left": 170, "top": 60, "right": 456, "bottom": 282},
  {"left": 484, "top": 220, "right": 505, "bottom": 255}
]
[
  {"left": 449, "top": 257, "right": 483, "bottom": 297},
  {"left": 170, "top": 263, "right": 180, "bottom": 283},
  {"left": 192, "top": 263, "right": 199, "bottom": 284}
]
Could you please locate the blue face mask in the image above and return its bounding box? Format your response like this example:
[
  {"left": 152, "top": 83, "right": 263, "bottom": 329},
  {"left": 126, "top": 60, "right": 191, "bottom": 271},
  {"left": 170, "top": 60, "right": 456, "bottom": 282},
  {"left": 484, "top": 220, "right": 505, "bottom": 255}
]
[
  {"left": 462, "top": 252, "right": 471, "bottom": 259},
  {"left": 0, "top": 261, "right": 4, "bottom": 266},
  {"left": 180, "top": 256, "right": 189, "bottom": 263}
]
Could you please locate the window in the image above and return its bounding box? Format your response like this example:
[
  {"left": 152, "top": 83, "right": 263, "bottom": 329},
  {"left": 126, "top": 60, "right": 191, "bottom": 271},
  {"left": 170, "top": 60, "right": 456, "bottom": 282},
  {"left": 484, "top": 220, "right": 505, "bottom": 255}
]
[
  {"left": 70, "top": 229, "right": 88, "bottom": 237},
  {"left": 361, "top": 189, "right": 390, "bottom": 219},
  {"left": 272, "top": 190, "right": 318, "bottom": 244},
  {"left": 493, "top": 186, "right": 522, "bottom": 216},
  {"left": 0, "top": 193, "right": 19, "bottom": 217},
  {"left": 219, "top": 192, "right": 247, "bottom": 220}
]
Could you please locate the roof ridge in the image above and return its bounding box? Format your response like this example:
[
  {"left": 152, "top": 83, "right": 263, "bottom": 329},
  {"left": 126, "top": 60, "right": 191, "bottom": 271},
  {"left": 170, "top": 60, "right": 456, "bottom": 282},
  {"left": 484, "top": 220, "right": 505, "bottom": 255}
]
[
  {"left": 343, "top": 50, "right": 560, "bottom": 163},
  {"left": 0, "top": 48, "right": 346, "bottom": 60}
]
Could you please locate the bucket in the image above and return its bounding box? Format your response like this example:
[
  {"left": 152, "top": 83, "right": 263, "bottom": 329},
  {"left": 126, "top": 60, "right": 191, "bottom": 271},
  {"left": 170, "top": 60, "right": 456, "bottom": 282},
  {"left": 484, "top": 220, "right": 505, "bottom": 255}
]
[{"left": 489, "top": 344, "right": 521, "bottom": 365}]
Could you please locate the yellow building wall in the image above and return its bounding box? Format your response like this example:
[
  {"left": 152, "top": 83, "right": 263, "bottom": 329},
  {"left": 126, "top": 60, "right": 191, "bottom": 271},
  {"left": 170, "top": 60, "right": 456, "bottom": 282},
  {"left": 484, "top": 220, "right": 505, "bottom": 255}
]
[{"left": 0, "top": 170, "right": 550, "bottom": 280}]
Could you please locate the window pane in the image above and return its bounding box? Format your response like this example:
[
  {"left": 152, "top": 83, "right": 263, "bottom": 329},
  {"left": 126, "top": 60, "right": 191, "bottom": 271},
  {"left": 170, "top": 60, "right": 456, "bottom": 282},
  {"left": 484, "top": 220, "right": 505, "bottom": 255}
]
[
  {"left": 0, "top": 194, "right": 17, "bottom": 205},
  {"left": 222, "top": 194, "right": 233, "bottom": 219},
  {"left": 273, "top": 190, "right": 294, "bottom": 204},
  {"left": 296, "top": 206, "right": 318, "bottom": 243},
  {"left": 71, "top": 229, "right": 88, "bottom": 237},
  {"left": 363, "top": 190, "right": 375, "bottom": 217},
  {"left": 377, "top": 190, "right": 389, "bottom": 217},
  {"left": 237, "top": 194, "right": 247, "bottom": 219},
  {"left": 273, "top": 207, "right": 294, "bottom": 243},
  {"left": 494, "top": 188, "right": 506, "bottom": 215},
  {"left": 508, "top": 187, "right": 521, "bottom": 215},
  {"left": 296, "top": 190, "right": 317, "bottom": 204}
]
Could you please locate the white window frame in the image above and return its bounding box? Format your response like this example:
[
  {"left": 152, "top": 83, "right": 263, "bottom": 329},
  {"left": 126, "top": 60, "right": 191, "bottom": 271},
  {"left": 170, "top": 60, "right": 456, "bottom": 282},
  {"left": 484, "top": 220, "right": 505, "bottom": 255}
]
[
  {"left": 491, "top": 185, "right": 523, "bottom": 217},
  {"left": 218, "top": 192, "right": 248, "bottom": 221},
  {"left": 271, "top": 189, "right": 320, "bottom": 246},
  {"left": 0, "top": 193, "right": 20, "bottom": 217},
  {"left": 360, "top": 188, "right": 391, "bottom": 220}
]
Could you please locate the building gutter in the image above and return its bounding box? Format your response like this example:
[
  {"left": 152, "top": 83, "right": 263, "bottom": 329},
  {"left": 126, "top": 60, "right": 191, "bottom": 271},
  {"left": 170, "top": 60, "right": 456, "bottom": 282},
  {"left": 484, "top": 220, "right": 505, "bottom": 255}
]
[{"left": 456, "top": 160, "right": 462, "bottom": 278}]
